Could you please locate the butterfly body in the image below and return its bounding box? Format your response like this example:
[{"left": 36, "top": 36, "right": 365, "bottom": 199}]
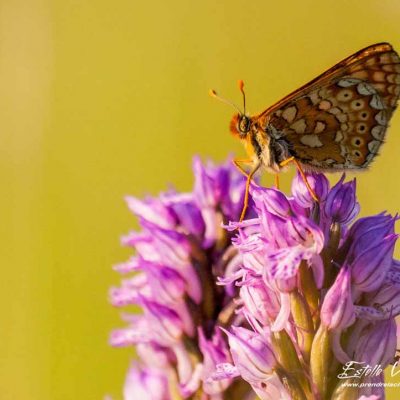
[
  {"left": 230, "top": 113, "right": 292, "bottom": 174},
  {"left": 229, "top": 43, "right": 400, "bottom": 175}
]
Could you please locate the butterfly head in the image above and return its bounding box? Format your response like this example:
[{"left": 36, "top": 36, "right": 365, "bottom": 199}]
[{"left": 230, "top": 113, "right": 252, "bottom": 139}]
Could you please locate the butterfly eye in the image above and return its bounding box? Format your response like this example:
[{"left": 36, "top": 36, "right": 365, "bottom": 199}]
[{"left": 238, "top": 116, "right": 251, "bottom": 134}]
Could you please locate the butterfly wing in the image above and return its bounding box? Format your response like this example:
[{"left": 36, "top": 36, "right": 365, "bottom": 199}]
[{"left": 260, "top": 43, "right": 400, "bottom": 170}]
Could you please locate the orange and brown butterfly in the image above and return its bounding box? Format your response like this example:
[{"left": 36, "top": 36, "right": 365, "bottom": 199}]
[{"left": 210, "top": 42, "right": 400, "bottom": 221}]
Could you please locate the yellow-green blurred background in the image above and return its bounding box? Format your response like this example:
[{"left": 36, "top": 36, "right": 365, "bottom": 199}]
[{"left": 2, "top": 0, "right": 400, "bottom": 399}]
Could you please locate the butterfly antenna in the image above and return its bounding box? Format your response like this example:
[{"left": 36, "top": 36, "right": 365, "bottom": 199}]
[
  {"left": 209, "top": 89, "right": 243, "bottom": 114},
  {"left": 238, "top": 80, "right": 246, "bottom": 115}
]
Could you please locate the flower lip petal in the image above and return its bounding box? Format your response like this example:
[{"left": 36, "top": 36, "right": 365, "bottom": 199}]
[{"left": 209, "top": 363, "right": 240, "bottom": 381}]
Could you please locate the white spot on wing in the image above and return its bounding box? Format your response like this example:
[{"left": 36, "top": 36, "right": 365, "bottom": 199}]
[
  {"left": 314, "top": 121, "right": 326, "bottom": 134},
  {"left": 336, "top": 113, "right": 347, "bottom": 123},
  {"left": 335, "top": 131, "right": 344, "bottom": 142},
  {"left": 374, "top": 110, "right": 387, "bottom": 125},
  {"left": 370, "top": 94, "right": 385, "bottom": 110},
  {"left": 318, "top": 100, "right": 331, "bottom": 110},
  {"left": 328, "top": 107, "right": 341, "bottom": 115},
  {"left": 371, "top": 125, "right": 386, "bottom": 140},
  {"left": 290, "top": 119, "right": 307, "bottom": 134},
  {"left": 368, "top": 140, "right": 381, "bottom": 153},
  {"left": 300, "top": 134, "right": 323, "bottom": 148},
  {"left": 357, "top": 82, "right": 376, "bottom": 96},
  {"left": 337, "top": 78, "right": 361, "bottom": 87},
  {"left": 282, "top": 106, "right": 297, "bottom": 123},
  {"left": 308, "top": 92, "right": 320, "bottom": 105}
]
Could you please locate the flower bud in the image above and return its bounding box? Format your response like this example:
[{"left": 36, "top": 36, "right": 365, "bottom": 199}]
[
  {"left": 351, "top": 234, "right": 397, "bottom": 292},
  {"left": 222, "top": 327, "right": 276, "bottom": 384},
  {"left": 251, "top": 186, "right": 292, "bottom": 217},
  {"left": 292, "top": 171, "right": 329, "bottom": 208},
  {"left": 324, "top": 174, "right": 359, "bottom": 224},
  {"left": 345, "top": 214, "right": 396, "bottom": 261}
]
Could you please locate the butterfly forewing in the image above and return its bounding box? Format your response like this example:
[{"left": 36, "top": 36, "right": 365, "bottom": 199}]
[{"left": 261, "top": 43, "right": 400, "bottom": 171}]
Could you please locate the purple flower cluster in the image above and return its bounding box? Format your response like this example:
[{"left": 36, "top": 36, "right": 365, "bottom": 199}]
[
  {"left": 111, "top": 158, "right": 399, "bottom": 400},
  {"left": 110, "top": 157, "right": 250, "bottom": 399}
]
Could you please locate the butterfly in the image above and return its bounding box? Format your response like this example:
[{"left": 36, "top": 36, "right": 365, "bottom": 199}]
[{"left": 211, "top": 42, "right": 400, "bottom": 221}]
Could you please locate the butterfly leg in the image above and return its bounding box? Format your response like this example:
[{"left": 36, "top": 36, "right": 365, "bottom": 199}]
[
  {"left": 233, "top": 158, "right": 253, "bottom": 178},
  {"left": 280, "top": 156, "right": 295, "bottom": 167},
  {"left": 280, "top": 157, "right": 319, "bottom": 202},
  {"left": 239, "top": 162, "right": 261, "bottom": 222},
  {"left": 274, "top": 174, "right": 280, "bottom": 189}
]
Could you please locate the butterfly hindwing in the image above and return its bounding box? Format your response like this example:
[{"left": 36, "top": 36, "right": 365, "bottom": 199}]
[{"left": 262, "top": 43, "right": 400, "bottom": 171}]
